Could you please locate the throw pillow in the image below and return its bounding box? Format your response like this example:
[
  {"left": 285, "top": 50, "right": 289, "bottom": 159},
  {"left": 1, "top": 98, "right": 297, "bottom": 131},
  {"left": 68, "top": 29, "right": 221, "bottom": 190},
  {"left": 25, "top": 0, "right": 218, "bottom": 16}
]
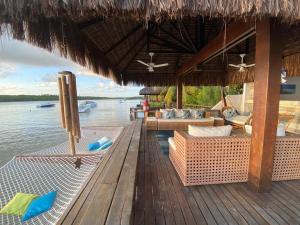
[
  {"left": 0, "top": 193, "right": 38, "bottom": 216},
  {"left": 182, "top": 110, "right": 191, "bottom": 119},
  {"left": 223, "top": 108, "right": 238, "bottom": 118},
  {"left": 166, "top": 110, "right": 175, "bottom": 119},
  {"left": 188, "top": 125, "right": 232, "bottom": 137},
  {"left": 22, "top": 191, "right": 57, "bottom": 221}
]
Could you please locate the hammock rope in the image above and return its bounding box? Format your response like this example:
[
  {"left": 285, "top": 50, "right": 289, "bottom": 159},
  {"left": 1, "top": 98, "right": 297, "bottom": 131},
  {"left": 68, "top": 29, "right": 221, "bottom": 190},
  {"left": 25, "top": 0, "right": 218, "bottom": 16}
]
[{"left": 0, "top": 126, "right": 123, "bottom": 225}]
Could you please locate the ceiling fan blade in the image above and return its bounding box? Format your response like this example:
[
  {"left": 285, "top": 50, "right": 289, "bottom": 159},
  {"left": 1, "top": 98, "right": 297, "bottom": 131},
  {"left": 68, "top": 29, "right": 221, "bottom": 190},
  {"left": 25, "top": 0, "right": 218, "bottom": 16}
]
[
  {"left": 244, "top": 64, "right": 255, "bottom": 68},
  {"left": 153, "top": 63, "right": 169, "bottom": 68},
  {"left": 137, "top": 60, "right": 150, "bottom": 67},
  {"left": 228, "top": 64, "right": 241, "bottom": 68}
]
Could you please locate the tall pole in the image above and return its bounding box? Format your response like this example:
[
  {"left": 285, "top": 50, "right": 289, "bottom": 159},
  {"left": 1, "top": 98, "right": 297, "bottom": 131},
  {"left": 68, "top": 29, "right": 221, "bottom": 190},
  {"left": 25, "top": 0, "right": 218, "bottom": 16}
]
[
  {"left": 177, "top": 78, "right": 183, "bottom": 109},
  {"left": 58, "top": 71, "right": 81, "bottom": 156},
  {"left": 248, "top": 18, "right": 282, "bottom": 192}
]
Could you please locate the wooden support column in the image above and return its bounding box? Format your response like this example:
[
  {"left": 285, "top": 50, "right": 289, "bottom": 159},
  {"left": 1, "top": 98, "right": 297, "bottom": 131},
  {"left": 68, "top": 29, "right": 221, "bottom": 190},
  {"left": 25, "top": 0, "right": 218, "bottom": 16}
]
[
  {"left": 248, "top": 18, "right": 282, "bottom": 192},
  {"left": 177, "top": 78, "right": 183, "bottom": 109}
]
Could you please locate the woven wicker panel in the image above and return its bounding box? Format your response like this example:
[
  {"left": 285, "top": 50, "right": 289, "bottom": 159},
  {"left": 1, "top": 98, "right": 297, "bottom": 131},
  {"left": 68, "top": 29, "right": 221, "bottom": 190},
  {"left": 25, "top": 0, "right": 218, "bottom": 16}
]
[
  {"left": 272, "top": 137, "right": 300, "bottom": 181},
  {"left": 185, "top": 137, "right": 250, "bottom": 185},
  {"left": 169, "top": 146, "right": 187, "bottom": 185}
]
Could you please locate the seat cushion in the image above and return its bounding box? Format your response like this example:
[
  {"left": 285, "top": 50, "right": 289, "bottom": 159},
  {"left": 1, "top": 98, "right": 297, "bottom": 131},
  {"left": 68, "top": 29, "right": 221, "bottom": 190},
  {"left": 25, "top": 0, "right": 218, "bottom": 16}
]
[
  {"left": 158, "top": 118, "right": 214, "bottom": 123},
  {"left": 168, "top": 137, "right": 176, "bottom": 150},
  {"left": 188, "top": 125, "right": 232, "bottom": 137},
  {"left": 146, "top": 117, "right": 157, "bottom": 121},
  {"left": 226, "top": 115, "right": 250, "bottom": 125},
  {"left": 0, "top": 193, "right": 38, "bottom": 216}
]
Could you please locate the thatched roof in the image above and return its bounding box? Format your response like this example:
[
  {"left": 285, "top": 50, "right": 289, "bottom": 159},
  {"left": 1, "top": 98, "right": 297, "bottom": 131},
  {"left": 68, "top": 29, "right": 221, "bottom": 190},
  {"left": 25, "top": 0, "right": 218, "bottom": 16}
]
[
  {"left": 139, "top": 87, "right": 164, "bottom": 95},
  {"left": 1, "top": 0, "right": 300, "bottom": 86}
]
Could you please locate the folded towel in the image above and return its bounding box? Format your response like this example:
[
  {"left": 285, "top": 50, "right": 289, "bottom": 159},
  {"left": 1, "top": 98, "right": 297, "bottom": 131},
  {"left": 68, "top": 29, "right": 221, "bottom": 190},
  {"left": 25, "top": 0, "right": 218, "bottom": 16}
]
[
  {"left": 88, "top": 142, "right": 101, "bottom": 151},
  {"left": 98, "top": 140, "right": 113, "bottom": 150},
  {"left": 88, "top": 137, "right": 112, "bottom": 151}
]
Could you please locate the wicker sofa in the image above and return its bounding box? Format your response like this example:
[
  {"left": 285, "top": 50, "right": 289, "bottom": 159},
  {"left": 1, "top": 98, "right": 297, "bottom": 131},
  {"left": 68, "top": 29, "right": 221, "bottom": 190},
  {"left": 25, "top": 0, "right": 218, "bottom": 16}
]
[
  {"left": 145, "top": 108, "right": 224, "bottom": 130},
  {"left": 169, "top": 130, "right": 300, "bottom": 186}
]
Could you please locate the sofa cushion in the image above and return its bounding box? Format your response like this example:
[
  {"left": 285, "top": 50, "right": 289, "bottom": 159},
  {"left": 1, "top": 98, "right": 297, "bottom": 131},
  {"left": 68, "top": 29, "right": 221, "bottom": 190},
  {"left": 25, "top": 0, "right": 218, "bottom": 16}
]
[
  {"left": 223, "top": 108, "right": 238, "bottom": 118},
  {"left": 158, "top": 118, "right": 214, "bottom": 123},
  {"left": 166, "top": 110, "right": 176, "bottom": 119},
  {"left": 168, "top": 137, "right": 176, "bottom": 150},
  {"left": 245, "top": 123, "right": 286, "bottom": 136},
  {"left": 226, "top": 115, "right": 250, "bottom": 125},
  {"left": 182, "top": 109, "right": 191, "bottom": 119},
  {"left": 174, "top": 109, "right": 184, "bottom": 118},
  {"left": 190, "top": 109, "right": 205, "bottom": 119},
  {"left": 188, "top": 125, "right": 232, "bottom": 137}
]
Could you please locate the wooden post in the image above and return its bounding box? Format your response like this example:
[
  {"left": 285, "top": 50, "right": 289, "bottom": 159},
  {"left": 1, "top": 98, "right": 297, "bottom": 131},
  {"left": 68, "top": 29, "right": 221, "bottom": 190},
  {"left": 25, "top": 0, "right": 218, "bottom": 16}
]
[
  {"left": 220, "top": 86, "right": 227, "bottom": 107},
  {"left": 58, "top": 71, "right": 81, "bottom": 156},
  {"left": 177, "top": 78, "right": 183, "bottom": 109},
  {"left": 248, "top": 18, "right": 282, "bottom": 192}
]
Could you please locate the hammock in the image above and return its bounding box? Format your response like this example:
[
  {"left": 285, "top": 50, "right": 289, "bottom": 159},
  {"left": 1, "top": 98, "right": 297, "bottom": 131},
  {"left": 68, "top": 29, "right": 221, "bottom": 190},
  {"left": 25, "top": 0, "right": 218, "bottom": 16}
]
[{"left": 0, "top": 126, "right": 123, "bottom": 225}]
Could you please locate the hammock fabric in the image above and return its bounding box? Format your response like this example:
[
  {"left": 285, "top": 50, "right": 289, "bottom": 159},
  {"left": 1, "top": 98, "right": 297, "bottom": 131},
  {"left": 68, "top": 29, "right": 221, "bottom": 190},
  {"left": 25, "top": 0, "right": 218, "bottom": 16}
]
[{"left": 0, "top": 126, "right": 123, "bottom": 225}]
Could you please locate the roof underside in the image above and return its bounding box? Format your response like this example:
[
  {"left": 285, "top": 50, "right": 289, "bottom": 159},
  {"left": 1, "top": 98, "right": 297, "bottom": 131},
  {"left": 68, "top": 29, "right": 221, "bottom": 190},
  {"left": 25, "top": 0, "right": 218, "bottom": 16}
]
[{"left": 2, "top": 0, "right": 300, "bottom": 86}]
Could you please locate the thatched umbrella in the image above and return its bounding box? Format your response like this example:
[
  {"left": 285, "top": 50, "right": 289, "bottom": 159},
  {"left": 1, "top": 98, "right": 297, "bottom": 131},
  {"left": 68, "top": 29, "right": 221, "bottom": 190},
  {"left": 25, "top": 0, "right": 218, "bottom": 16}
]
[{"left": 139, "top": 87, "right": 164, "bottom": 96}]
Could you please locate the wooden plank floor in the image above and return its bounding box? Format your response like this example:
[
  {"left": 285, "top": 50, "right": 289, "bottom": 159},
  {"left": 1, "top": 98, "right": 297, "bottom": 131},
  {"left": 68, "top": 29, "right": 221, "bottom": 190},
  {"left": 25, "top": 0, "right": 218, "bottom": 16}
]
[{"left": 133, "top": 129, "right": 300, "bottom": 225}]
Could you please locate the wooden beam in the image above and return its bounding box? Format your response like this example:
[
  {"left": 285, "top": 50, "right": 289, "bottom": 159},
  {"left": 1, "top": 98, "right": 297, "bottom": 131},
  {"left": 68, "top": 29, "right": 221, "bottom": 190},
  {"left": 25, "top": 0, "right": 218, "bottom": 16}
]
[
  {"left": 176, "top": 20, "right": 255, "bottom": 76},
  {"left": 248, "top": 18, "right": 282, "bottom": 193},
  {"left": 177, "top": 78, "right": 183, "bottom": 109},
  {"left": 105, "top": 24, "right": 142, "bottom": 55}
]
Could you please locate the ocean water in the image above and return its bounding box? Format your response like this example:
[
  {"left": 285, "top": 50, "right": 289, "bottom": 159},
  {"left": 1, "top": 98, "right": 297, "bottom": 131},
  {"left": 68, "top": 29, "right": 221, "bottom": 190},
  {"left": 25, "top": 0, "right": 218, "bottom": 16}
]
[{"left": 0, "top": 99, "right": 139, "bottom": 167}]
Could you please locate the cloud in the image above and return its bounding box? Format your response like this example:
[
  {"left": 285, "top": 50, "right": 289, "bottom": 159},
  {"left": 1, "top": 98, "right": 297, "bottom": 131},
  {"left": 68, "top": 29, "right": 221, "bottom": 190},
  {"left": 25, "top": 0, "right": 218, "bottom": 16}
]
[
  {"left": 0, "top": 38, "right": 76, "bottom": 68},
  {"left": 99, "top": 82, "right": 105, "bottom": 88},
  {"left": 41, "top": 74, "right": 58, "bottom": 83},
  {"left": 0, "top": 62, "right": 16, "bottom": 78}
]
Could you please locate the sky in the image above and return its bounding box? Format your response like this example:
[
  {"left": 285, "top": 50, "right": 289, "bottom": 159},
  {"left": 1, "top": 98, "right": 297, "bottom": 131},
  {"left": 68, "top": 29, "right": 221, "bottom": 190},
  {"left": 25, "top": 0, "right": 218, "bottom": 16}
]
[{"left": 0, "top": 37, "right": 141, "bottom": 97}]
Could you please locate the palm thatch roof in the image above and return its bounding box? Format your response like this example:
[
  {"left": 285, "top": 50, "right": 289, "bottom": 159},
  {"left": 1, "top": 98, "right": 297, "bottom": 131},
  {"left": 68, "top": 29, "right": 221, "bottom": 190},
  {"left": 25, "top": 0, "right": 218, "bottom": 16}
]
[
  {"left": 1, "top": 0, "right": 300, "bottom": 86},
  {"left": 139, "top": 87, "right": 164, "bottom": 95}
]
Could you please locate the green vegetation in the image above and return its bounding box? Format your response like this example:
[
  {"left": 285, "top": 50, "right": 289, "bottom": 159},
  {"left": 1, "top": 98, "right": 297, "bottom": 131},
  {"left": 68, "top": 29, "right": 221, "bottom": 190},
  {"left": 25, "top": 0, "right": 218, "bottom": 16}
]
[
  {"left": 0, "top": 95, "right": 142, "bottom": 102},
  {"left": 157, "top": 85, "right": 243, "bottom": 108}
]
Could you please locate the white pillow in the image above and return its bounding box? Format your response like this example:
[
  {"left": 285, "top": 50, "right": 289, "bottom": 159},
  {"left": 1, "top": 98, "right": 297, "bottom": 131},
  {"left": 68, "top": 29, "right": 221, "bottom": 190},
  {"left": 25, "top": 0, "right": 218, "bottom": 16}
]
[
  {"left": 175, "top": 109, "right": 184, "bottom": 118},
  {"left": 244, "top": 123, "right": 286, "bottom": 136},
  {"left": 188, "top": 125, "right": 232, "bottom": 137},
  {"left": 160, "top": 109, "right": 168, "bottom": 119}
]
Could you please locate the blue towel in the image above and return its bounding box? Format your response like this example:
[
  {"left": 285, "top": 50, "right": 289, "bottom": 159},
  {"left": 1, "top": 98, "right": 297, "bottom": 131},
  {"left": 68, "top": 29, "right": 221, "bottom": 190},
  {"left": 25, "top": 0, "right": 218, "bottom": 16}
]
[{"left": 88, "top": 142, "right": 100, "bottom": 151}]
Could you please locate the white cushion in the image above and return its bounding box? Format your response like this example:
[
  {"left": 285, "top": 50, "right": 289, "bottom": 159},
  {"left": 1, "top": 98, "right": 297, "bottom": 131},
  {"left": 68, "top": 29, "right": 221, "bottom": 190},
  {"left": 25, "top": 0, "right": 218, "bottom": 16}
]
[
  {"left": 158, "top": 118, "right": 214, "bottom": 123},
  {"left": 168, "top": 137, "right": 176, "bottom": 150},
  {"left": 160, "top": 109, "right": 169, "bottom": 119},
  {"left": 174, "top": 109, "right": 184, "bottom": 118},
  {"left": 245, "top": 123, "right": 286, "bottom": 136},
  {"left": 146, "top": 117, "right": 157, "bottom": 121},
  {"left": 188, "top": 125, "right": 232, "bottom": 137},
  {"left": 226, "top": 115, "right": 250, "bottom": 125}
]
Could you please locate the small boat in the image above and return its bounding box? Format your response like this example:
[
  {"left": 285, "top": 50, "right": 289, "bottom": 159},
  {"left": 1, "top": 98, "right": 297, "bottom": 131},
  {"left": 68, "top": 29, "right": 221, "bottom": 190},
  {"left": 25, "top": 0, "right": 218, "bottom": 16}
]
[
  {"left": 78, "top": 104, "right": 91, "bottom": 113},
  {"left": 119, "top": 99, "right": 126, "bottom": 103},
  {"left": 36, "top": 103, "right": 55, "bottom": 108},
  {"left": 84, "top": 100, "right": 97, "bottom": 108}
]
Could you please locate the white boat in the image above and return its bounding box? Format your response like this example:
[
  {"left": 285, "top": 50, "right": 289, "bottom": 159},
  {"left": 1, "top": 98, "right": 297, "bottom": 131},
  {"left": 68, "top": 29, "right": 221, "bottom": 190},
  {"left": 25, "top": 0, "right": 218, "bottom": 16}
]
[
  {"left": 84, "top": 100, "right": 97, "bottom": 108},
  {"left": 78, "top": 104, "right": 91, "bottom": 113},
  {"left": 36, "top": 102, "right": 55, "bottom": 108}
]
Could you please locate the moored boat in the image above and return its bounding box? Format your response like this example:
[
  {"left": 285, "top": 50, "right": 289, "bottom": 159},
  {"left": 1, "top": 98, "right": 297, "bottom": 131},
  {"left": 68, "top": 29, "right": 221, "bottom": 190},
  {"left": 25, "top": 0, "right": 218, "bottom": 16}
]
[{"left": 36, "top": 103, "right": 55, "bottom": 108}]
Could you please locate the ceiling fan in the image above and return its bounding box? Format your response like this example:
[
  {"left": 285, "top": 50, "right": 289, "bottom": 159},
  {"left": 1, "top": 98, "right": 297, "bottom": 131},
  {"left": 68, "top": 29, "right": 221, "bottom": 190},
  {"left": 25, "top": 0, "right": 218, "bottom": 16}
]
[
  {"left": 228, "top": 54, "right": 255, "bottom": 72},
  {"left": 137, "top": 52, "right": 168, "bottom": 72}
]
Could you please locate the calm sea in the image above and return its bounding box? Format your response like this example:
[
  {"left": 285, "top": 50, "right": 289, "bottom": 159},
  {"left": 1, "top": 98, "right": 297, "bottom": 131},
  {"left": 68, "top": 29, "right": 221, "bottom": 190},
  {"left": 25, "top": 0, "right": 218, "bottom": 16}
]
[{"left": 0, "top": 100, "right": 140, "bottom": 167}]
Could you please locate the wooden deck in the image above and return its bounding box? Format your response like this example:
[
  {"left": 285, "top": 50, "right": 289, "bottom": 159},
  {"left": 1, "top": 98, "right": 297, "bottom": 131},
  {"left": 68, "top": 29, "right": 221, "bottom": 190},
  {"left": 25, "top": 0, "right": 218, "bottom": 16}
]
[
  {"left": 134, "top": 129, "right": 300, "bottom": 225},
  {"left": 59, "top": 120, "right": 142, "bottom": 225}
]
